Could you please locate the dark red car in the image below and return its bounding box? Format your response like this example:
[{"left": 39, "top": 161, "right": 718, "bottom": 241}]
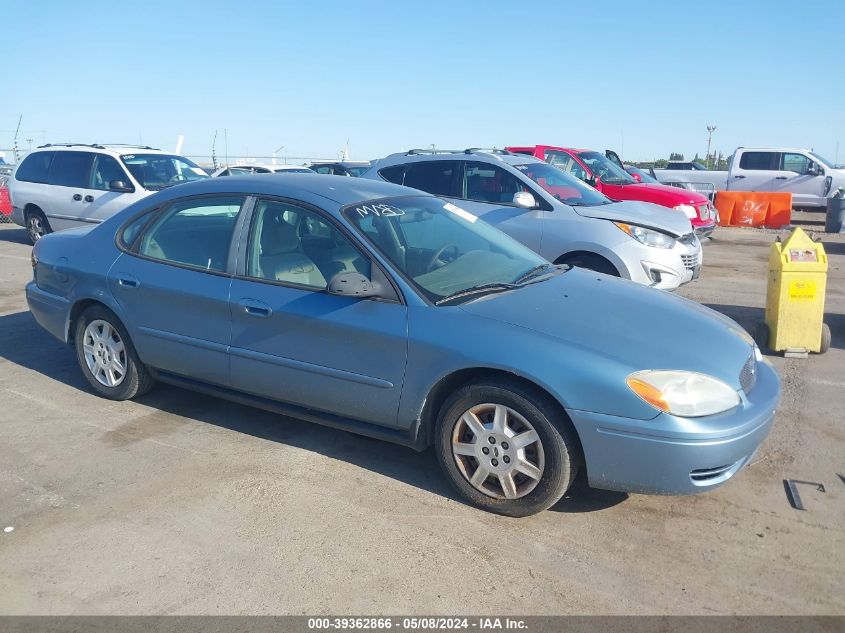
[{"left": 506, "top": 145, "right": 716, "bottom": 236}]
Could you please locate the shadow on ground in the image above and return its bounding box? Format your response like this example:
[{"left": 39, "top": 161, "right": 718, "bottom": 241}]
[
  {"left": 0, "top": 227, "right": 30, "bottom": 246},
  {"left": 0, "top": 310, "right": 625, "bottom": 514},
  {"left": 705, "top": 303, "right": 845, "bottom": 352}
]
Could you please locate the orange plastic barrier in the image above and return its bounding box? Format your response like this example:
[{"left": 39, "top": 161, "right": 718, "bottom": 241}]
[{"left": 715, "top": 191, "right": 792, "bottom": 228}]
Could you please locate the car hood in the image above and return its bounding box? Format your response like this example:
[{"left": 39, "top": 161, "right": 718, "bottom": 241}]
[
  {"left": 572, "top": 199, "right": 693, "bottom": 237},
  {"left": 614, "top": 181, "right": 709, "bottom": 206},
  {"left": 460, "top": 268, "right": 753, "bottom": 389}
]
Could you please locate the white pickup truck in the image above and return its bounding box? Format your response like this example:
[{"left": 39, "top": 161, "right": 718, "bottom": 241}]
[{"left": 653, "top": 147, "right": 845, "bottom": 208}]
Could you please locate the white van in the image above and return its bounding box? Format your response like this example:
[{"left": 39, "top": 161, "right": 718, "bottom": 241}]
[{"left": 9, "top": 144, "right": 209, "bottom": 243}]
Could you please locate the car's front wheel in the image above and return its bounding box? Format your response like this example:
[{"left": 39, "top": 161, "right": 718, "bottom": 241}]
[
  {"left": 74, "top": 305, "right": 155, "bottom": 400},
  {"left": 434, "top": 380, "right": 579, "bottom": 516}
]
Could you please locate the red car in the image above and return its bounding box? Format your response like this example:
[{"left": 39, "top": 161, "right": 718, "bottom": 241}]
[{"left": 506, "top": 145, "right": 716, "bottom": 237}]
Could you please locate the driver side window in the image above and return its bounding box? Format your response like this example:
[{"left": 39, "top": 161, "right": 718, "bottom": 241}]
[
  {"left": 246, "top": 200, "right": 370, "bottom": 289},
  {"left": 782, "top": 153, "right": 812, "bottom": 175},
  {"left": 462, "top": 161, "right": 529, "bottom": 204}
]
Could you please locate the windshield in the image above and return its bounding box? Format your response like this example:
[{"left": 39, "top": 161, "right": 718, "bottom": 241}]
[
  {"left": 346, "top": 165, "right": 371, "bottom": 177},
  {"left": 809, "top": 152, "right": 836, "bottom": 169},
  {"left": 343, "top": 195, "right": 552, "bottom": 304},
  {"left": 275, "top": 167, "right": 314, "bottom": 174},
  {"left": 121, "top": 154, "right": 209, "bottom": 190},
  {"left": 577, "top": 151, "right": 636, "bottom": 185},
  {"left": 512, "top": 162, "right": 611, "bottom": 206},
  {"left": 626, "top": 166, "right": 659, "bottom": 184}
]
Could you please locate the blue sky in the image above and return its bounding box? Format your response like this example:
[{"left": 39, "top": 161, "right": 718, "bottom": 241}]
[{"left": 2, "top": 0, "right": 844, "bottom": 164}]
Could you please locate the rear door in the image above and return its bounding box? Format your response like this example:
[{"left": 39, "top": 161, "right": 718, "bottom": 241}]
[
  {"left": 729, "top": 151, "right": 778, "bottom": 192},
  {"left": 44, "top": 151, "right": 96, "bottom": 231},
  {"left": 78, "top": 154, "right": 147, "bottom": 224},
  {"left": 227, "top": 197, "right": 408, "bottom": 427},
  {"left": 769, "top": 151, "right": 826, "bottom": 207},
  {"left": 108, "top": 195, "right": 246, "bottom": 386}
]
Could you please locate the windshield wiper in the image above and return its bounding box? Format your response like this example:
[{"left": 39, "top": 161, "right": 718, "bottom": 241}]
[
  {"left": 513, "top": 264, "right": 555, "bottom": 285},
  {"left": 435, "top": 282, "right": 519, "bottom": 306}
]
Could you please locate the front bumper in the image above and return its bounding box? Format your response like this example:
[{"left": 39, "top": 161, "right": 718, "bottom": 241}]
[
  {"left": 620, "top": 234, "right": 702, "bottom": 291},
  {"left": 567, "top": 359, "right": 780, "bottom": 495}
]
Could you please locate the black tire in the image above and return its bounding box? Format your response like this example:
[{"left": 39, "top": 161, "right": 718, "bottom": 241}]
[
  {"left": 819, "top": 323, "right": 831, "bottom": 354},
  {"left": 26, "top": 208, "right": 51, "bottom": 245},
  {"left": 74, "top": 305, "right": 155, "bottom": 400},
  {"left": 753, "top": 321, "right": 770, "bottom": 352},
  {"left": 434, "top": 379, "right": 579, "bottom": 517},
  {"left": 559, "top": 253, "right": 619, "bottom": 276}
]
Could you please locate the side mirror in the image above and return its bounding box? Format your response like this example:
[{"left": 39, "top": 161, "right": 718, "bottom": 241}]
[
  {"left": 585, "top": 175, "right": 599, "bottom": 187},
  {"left": 512, "top": 191, "right": 537, "bottom": 209},
  {"left": 630, "top": 172, "right": 642, "bottom": 183},
  {"left": 807, "top": 164, "right": 823, "bottom": 177},
  {"left": 327, "top": 271, "right": 383, "bottom": 299},
  {"left": 109, "top": 180, "right": 134, "bottom": 193}
]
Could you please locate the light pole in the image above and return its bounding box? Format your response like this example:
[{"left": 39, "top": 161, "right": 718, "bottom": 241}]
[{"left": 706, "top": 125, "right": 717, "bottom": 168}]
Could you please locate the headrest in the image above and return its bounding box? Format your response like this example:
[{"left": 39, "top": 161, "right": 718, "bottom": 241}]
[{"left": 261, "top": 216, "right": 300, "bottom": 256}]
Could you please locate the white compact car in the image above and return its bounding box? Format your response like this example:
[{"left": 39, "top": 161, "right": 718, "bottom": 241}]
[{"left": 9, "top": 144, "right": 209, "bottom": 244}]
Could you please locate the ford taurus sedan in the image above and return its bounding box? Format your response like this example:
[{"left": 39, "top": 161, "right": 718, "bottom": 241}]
[{"left": 26, "top": 175, "right": 779, "bottom": 516}]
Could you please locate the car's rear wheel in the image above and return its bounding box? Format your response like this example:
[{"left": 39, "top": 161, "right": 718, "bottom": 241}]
[
  {"left": 558, "top": 253, "right": 619, "bottom": 276},
  {"left": 26, "top": 208, "right": 50, "bottom": 244},
  {"left": 434, "top": 380, "right": 579, "bottom": 517},
  {"left": 74, "top": 305, "right": 155, "bottom": 400}
]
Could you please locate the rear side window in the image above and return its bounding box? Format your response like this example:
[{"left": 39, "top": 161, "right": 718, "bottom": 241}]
[
  {"left": 15, "top": 151, "right": 55, "bottom": 183},
  {"left": 137, "top": 196, "right": 245, "bottom": 272},
  {"left": 403, "top": 161, "right": 458, "bottom": 196},
  {"left": 48, "top": 151, "right": 95, "bottom": 188},
  {"left": 378, "top": 165, "right": 406, "bottom": 184},
  {"left": 739, "top": 152, "right": 778, "bottom": 170}
]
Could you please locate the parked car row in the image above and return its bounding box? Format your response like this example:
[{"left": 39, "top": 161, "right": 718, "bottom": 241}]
[
  {"left": 24, "top": 171, "right": 780, "bottom": 516},
  {"left": 8, "top": 144, "right": 704, "bottom": 292}
]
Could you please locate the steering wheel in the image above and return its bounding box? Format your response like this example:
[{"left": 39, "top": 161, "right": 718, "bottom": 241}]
[
  {"left": 168, "top": 174, "right": 187, "bottom": 183},
  {"left": 426, "top": 243, "right": 459, "bottom": 273}
]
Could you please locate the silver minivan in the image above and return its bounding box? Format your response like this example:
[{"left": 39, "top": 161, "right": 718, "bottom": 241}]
[
  {"left": 364, "top": 149, "right": 703, "bottom": 291},
  {"left": 9, "top": 144, "right": 208, "bottom": 244}
]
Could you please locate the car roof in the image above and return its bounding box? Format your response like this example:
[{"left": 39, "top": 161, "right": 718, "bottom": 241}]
[
  {"left": 375, "top": 150, "right": 544, "bottom": 168},
  {"left": 146, "top": 173, "right": 423, "bottom": 212},
  {"left": 31, "top": 144, "right": 175, "bottom": 158}
]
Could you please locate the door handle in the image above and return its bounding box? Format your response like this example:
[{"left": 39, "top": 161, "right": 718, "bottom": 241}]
[
  {"left": 72, "top": 193, "right": 82, "bottom": 201},
  {"left": 775, "top": 176, "right": 788, "bottom": 180},
  {"left": 238, "top": 299, "right": 272, "bottom": 318},
  {"left": 84, "top": 195, "right": 94, "bottom": 202},
  {"left": 117, "top": 275, "right": 140, "bottom": 288},
  {"left": 733, "top": 175, "right": 746, "bottom": 179}
]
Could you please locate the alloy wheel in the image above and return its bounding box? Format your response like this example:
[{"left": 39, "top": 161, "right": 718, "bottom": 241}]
[
  {"left": 451, "top": 403, "right": 545, "bottom": 499},
  {"left": 82, "top": 320, "right": 127, "bottom": 387},
  {"left": 28, "top": 215, "right": 45, "bottom": 242}
]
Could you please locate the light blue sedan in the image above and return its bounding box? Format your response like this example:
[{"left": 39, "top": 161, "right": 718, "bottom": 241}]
[{"left": 26, "top": 174, "right": 779, "bottom": 516}]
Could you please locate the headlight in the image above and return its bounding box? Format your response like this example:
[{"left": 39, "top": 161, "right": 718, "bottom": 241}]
[
  {"left": 626, "top": 370, "right": 741, "bottom": 417},
  {"left": 613, "top": 222, "right": 677, "bottom": 249},
  {"left": 674, "top": 204, "right": 698, "bottom": 219}
]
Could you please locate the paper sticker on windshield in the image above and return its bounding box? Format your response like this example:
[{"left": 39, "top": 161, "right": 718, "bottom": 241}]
[
  {"left": 354, "top": 203, "right": 405, "bottom": 218},
  {"left": 444, "top": 202, "right": 477, "bottom": 223}
]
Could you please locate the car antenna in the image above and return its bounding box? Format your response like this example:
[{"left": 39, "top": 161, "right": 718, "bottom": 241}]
[{"left": 211, "top": 130, "right": 219, "bottom": 171}]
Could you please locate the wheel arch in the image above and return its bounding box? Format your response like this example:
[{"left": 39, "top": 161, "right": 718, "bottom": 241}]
[
  {"left": 554, "top": 250, "right": 622, "bottom": 276},
  {"left": 66, "top": 297, "right": 125, "bottom": 344},
  {"left": 416, "top": 367, "right": 584, "bottom": 461}
]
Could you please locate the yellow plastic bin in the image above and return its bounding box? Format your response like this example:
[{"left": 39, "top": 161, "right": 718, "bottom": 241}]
[{"left": 757, "top": 228, "right": 831, "bottom": 356}]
